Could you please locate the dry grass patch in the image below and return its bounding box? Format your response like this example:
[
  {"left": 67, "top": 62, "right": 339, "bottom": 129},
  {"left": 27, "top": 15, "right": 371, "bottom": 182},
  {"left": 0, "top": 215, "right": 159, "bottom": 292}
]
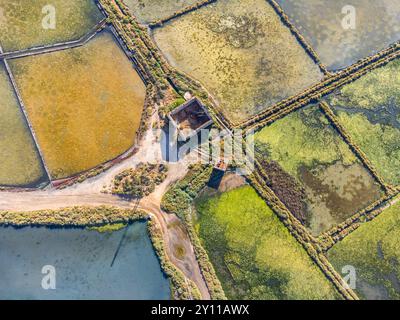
[
  {"left": 10, "top": 31, "right": 146, "bottom": 179},
  {"left": 327, "top": 59, "right": 400, "bottom": 185}
]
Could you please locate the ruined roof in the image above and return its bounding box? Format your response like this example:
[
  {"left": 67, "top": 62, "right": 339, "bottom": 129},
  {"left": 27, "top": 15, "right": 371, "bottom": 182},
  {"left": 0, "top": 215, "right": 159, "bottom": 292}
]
[{"left": 168, "top": 97, "right": 213, "bottom": 140}]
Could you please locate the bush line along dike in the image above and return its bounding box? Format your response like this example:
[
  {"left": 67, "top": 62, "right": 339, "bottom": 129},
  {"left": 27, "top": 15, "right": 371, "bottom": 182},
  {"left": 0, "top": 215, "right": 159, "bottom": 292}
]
[
  {"left": 319, "top": 101, "right": 391, "bottom": 193},
  {"left": 240, "top": 141, "right": 358, "bottom": 299},
  {"left": 266, "top": 0, "right": 329, "bottom": 75},
  {"left": 239, "top": 42, "right": 400, "bottom": 130},
  {"left": 99, "top": 0, "right": 234, "bottom": 131},
  {"left": 248, "top": 166, "right": 359, "bottom": 300},
  {"left": 148, "top": 0, "right": 218, "bottom": 29}
]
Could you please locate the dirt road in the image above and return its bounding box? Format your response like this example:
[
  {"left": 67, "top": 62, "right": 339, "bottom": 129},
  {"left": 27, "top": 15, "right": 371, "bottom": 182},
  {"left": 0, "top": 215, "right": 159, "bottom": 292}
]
[{"left": 0, "top": 116, "right": 211, "bottom": 299}]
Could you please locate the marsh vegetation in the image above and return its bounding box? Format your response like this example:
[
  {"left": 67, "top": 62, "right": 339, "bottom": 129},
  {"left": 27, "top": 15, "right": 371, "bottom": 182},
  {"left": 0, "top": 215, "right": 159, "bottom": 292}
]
[
  {"left": 254, "top": 105, "right": 382, "bottom": 235},
  {"left": 153, "top": 0, "right": 322, "bottom": 123},
  {"left": 328, "top": 59, "right": 400, "bottom": 186}
]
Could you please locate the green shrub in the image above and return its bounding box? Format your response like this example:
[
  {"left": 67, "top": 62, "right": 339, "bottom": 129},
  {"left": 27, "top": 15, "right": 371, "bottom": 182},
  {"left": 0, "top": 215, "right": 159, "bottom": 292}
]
[{"left": 112, "top": 163, "right": 168, "bottom": 197}]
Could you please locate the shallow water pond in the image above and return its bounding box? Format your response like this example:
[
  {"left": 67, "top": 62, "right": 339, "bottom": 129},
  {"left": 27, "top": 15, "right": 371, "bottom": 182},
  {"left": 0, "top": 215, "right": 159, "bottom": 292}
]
[
  {"left": 0, "top": 222, "right": 170, "bottom": 300},
  {"left": 276, "top": 0, "right": 400, "bottom": 70}
]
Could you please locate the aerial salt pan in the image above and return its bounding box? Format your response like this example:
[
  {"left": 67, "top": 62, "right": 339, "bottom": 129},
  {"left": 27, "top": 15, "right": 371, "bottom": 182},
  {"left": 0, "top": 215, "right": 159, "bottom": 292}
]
[
  {"left": 275, "top": 0, "right": 400, "bottom": 70},
  {"left": 0, "top": 62, "right": 48, "bottom": 188},
  {"left": 9, "top": 31, "right": 146, "bottom": 180},
  {"left": 0, "top": 0, "right": 104, "bottom": 52},
  {"left": 152, "top": 0, "right": 323, "bottom": 123}
]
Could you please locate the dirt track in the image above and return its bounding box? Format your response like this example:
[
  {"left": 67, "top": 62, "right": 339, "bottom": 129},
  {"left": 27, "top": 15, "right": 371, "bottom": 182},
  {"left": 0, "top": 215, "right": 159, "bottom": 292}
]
[{"left": 0, "top": 118, "right": 211, "bottom": 300}]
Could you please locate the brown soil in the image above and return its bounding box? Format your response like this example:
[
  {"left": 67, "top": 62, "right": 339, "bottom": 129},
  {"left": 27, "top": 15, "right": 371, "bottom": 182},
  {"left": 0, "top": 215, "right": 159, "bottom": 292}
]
[{"left": 262, "top": 160, "right": 308, "bottom": 224}]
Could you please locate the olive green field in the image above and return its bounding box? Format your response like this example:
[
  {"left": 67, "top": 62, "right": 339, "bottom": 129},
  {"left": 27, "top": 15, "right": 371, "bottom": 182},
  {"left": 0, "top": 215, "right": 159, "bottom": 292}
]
[
  {"left": 124, "top": 0, "right": 200, "bottom": 24},
  {"left": 328, "top": 59, "right": 400, "bottom": 186},
  {"left": 276, "top": 0, "right": 400, "bottom": 70}
]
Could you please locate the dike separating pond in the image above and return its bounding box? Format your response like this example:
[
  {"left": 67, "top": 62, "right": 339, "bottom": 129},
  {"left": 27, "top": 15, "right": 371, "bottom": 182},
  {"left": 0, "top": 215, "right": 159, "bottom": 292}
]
[
  {"left": 0, "top": 19, "right": 107, "bottom": 60},
  {"left": 239, "top": 42, "right": 400, "bottom": 130}
]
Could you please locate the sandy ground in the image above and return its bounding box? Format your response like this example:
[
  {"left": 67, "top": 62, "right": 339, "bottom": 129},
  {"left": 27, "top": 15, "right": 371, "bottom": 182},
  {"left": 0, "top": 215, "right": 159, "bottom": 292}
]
[{"left": 0, "top": 112, "right": 211, "bottom": 299}]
